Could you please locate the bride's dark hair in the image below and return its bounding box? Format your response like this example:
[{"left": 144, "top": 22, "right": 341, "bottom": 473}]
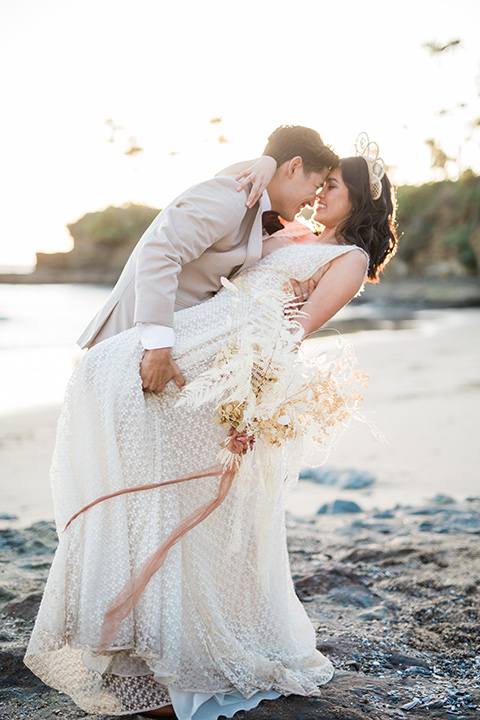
[{"left": 336, "top": 157, "right": 398, "bottom": 282}]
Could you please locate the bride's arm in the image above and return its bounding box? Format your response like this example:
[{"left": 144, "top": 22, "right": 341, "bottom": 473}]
[
  {"left": 298, "top": 251, "right": 368, "bottom": 338},
  {"left": 216, "top": 156, "right": 277, "bottom": 208}
]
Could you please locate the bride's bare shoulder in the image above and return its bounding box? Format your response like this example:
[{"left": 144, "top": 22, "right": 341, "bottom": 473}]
[
  {"left": 327, "top": 244, "right": 368, "bottom": 266},
  {"left": 314, "top": 245, "right": 368, "bottom": 285}
]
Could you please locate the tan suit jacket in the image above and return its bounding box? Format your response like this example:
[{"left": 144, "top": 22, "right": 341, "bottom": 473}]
[{"left": 77, "top": 176, "right": 264, "bottom": 348}]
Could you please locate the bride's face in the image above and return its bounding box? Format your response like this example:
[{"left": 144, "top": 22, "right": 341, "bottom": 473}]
[{"left": 313, "top": 167, "right": 352, "bottom": 229}]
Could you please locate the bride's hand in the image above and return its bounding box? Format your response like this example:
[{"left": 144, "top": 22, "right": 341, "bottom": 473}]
[
  {"left": 226, "top": 427, "right": 255, "bottom": 455},
  {"left": 235, "top": 156, "right": 277, "bottom": 208}
]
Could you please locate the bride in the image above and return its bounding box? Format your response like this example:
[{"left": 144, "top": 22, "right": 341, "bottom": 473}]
[{"left": 24, "top": 135, "right": 398, "bottom": 720}]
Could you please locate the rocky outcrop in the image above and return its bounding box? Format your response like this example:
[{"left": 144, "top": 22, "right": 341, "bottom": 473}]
[{"left": 29, "top": 203, "right": 160, "bottom": 285}]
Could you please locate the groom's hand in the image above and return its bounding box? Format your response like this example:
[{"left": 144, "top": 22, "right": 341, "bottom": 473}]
[
  {"left": 140, "top": 348, "right": 185, "bottom": 394},
  {"left": 286, "top": 278, "right": 317, "bottom": 313}
]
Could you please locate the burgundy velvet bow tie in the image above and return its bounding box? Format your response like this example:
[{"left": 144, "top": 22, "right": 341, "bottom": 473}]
[{"left": 262, "top": 210, "right": 285, "bottom": 235}]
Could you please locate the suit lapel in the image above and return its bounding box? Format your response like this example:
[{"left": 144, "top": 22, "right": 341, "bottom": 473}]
[{"left": 234, "top": 203, "right": 264, "bottom": 276}]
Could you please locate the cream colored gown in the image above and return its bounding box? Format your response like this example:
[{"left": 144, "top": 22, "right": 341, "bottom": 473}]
[{"left": 25, "top": 242, "right": 365, "bottom": 719}]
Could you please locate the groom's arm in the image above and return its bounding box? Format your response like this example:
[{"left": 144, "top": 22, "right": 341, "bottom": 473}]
[
  {"left": 134, "top": 175, "right": 250, "bottom": 328},
  {"left": 136, "top": 176, "right": 251, "bottom": 393}
]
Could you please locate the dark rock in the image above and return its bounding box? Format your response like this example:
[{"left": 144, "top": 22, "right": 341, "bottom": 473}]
[
  {"left": 0, "top": 647, "right": 45, "bottom": 690},
  {"left": 402, "top": 666, "right": 432, "bottom": 677},
  {"left": 408, "top": 506, "right": 446, "bottom": 516},
  {"left": 444, "top": 514, "right": 480, "bottom": 534},
  {"left": 357, "top": 605, "right": 390, "bottom": 621},
  {"left": 0, "top": 522, "right": 57, "bottom": 556},
  {"left": 372, "top": 510, "right": 395, "bottom": 519},
  {"left": 431, "top": 493, "right": 456, "bottom": 505},
  {"left": 339, "top": 472, "right": 375, "bottom": 490},
  {"left": 0, "top": 513, "right": 18, "bottom": 520},
  {"left": 300, "top": 467, "right": 375, "bottom": 490},
  {"left": 18, "top": 561, "right": 52, "bottom": 570},
  {"left": 295, "top": 565, "right": 362, "bottom": 598},
  {"left": 349, "top": 520, "right": 393, "bottom": 534},
  {"left": 316, "top": 638, "right": 355, "bottom": 658},
  {"left": 419, "top": 521, "right": 434, "bottom": 531},
  {"left": 340, "top": 546, "right": 385, "bottom": 563},
  {"left": 3, "top": 593, "right": 43, "bottom": 621},
  {"left": 344, "top": 660, "right": 360, "bottom": 671},
  {"left": 327, "top": 586, "right": 378, "bottom": 609},
  {"left": 318, "top": 500, "right": 363, "bottom": 515},
  {"left": 299, "top": 467, "right": 327, "bottom": 482},
  {"left": 0, "top": 587, "right": 16, "bottom": 603},
  {"left": 416, "top": 551, "right": 449, "bottom": 568},
  {"left": 401, "top": 698, "right": 422, "bottom": 711},
  {"left": 238, "top": 671, "right": 408, "bottom": 718},
  {"left": 341, "top": 544, "right": 433, "bottom": 568},
  {"left": 295, "top": 563, "right": 382, "bottom": 607},
  {"left": 409, "top": 494, "right": 457, "bottom": 517},
  {"left": 226, "top": 691, "right": 370, "bottom": 719},
  {"left": 0, "top": 528, "right": 27, "bottom": 552},
  {"left": 418, "top": 513, "right": 480, "bottom": 535},
  {"left": 384, "top": 653, "right": 431, "bottom": 670}
]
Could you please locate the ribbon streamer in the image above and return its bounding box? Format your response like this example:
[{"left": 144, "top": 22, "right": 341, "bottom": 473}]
[{"left": 63, "top": 463, "right": 236, "bottom": 655}]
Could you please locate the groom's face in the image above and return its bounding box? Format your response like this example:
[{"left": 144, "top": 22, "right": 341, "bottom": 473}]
[{"left": 280, "top": 166, "right": 327, "bottom": 222}]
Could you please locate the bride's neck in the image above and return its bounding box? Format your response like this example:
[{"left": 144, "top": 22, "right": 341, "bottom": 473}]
[{"left": 317, "top": 226, "right": 341, "bottom": 245}]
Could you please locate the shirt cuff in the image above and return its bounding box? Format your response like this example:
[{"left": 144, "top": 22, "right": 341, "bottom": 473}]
[{"left": 136, "top": 323, "right": 175, "bottom": 349}]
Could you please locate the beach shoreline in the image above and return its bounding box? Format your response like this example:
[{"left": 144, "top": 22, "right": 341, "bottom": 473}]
[{"left": 1, "top": 307, "right": 479, "bottom": 527}]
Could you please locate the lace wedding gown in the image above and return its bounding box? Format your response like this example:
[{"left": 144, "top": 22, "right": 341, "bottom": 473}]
[{"left": 25, "top": 241, "right": 366, "bottom": 719}]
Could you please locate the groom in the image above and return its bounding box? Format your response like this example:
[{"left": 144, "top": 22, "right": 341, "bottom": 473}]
[{"left": 78, "top": 125, "right": 338, "bottom": 394}]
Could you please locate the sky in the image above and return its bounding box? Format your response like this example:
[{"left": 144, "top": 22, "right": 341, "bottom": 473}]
[{"left": 0, "top": 0, "right": 479, "bottom": 267}]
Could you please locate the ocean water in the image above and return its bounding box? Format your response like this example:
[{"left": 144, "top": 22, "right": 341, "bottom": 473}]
[
  {"left": 0, "top": 284, "right": 112, "bottom": 416},
  {"left": 0, "top": 281, "right": 430, "bottom": 417}
]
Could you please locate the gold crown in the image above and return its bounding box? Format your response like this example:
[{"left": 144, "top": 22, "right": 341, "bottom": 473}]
[{"left": 355, "top": 132, "right": 385, "bottom": 200}]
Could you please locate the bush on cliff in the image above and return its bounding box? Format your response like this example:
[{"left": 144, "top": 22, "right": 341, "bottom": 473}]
[
  {"left": 395, "top": 171, "right": 480, "bottom": 276},
  {"left": 36, "top": 204, "right": 160, "bottom": 274}
]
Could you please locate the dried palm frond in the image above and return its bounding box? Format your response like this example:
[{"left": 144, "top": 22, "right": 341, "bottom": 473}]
[{"left": 177, "top": 278, "right": 371, "bottom": 470}]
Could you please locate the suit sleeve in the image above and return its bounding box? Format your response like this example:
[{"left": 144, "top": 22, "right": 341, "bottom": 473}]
[{"left": 134, "top": 176, "right": 249, "bottom": 327}]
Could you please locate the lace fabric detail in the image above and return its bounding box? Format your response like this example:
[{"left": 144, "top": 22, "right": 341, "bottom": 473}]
[{"left": 24, "top": 243, "right": 363, "bottom": 714}]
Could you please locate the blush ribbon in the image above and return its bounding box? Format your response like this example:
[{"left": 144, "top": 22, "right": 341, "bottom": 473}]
[{"left": 63, "top": 463, "right": 236, "bottom": 655}]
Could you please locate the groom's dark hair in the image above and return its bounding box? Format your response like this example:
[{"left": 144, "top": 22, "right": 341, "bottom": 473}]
[{"left": 263, "top": 125, "right": 338, "bottom": 174}]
